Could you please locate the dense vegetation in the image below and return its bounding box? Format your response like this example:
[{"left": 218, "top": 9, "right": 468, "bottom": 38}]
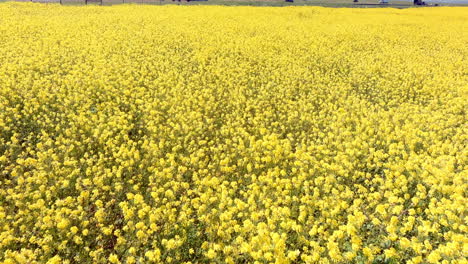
[{"left": 0, "top": 3, "right": 467, "bottom": 263}]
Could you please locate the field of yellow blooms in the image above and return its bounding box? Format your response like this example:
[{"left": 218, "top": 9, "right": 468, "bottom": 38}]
[{"left": 0, "top": 2, "right": 467, "bottom": 264}]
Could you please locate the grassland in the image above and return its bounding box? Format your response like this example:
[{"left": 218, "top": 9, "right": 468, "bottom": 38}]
[{"left": 8, "top": 0, "right": 468, "bottom": 7}]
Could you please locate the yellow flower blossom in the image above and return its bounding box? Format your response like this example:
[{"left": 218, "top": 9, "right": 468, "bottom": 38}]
[{"left": 0, "top": 3, "right": 465, "bottom": 264}]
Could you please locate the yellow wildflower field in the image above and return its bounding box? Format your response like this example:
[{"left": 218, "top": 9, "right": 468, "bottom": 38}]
[{"left": 0, "top": 3, "right": 467, "bottom": 263}]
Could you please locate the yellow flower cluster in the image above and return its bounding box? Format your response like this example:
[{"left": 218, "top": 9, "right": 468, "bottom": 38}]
[{"left": 0, "top": 3, "right": 467, "bottom": 263}]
